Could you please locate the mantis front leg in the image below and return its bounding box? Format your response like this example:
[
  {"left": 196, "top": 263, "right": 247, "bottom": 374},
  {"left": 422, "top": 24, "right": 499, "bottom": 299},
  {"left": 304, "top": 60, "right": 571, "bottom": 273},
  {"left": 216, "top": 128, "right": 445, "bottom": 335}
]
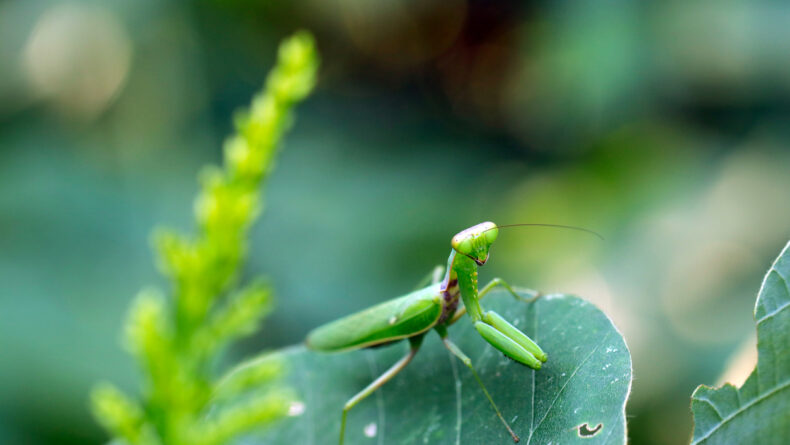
[{"left": 453, "top": 264, "right": 547, "bottom": 369}]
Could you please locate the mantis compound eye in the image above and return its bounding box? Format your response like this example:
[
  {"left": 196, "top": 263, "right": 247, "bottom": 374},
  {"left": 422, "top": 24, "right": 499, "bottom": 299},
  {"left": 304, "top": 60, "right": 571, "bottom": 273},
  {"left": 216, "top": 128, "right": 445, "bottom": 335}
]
[
  {"left": 483, "top": 226, "right": 499, "bottom": 244},
  {"left": 452, "top": 236, "right": 473, "bottom": 255}
]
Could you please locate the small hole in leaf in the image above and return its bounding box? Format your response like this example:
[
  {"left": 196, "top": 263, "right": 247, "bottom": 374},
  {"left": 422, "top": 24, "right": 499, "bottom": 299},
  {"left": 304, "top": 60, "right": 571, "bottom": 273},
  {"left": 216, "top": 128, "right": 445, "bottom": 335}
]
[{"left": 577, "top": 423, "right": 603, "bottom": 437}]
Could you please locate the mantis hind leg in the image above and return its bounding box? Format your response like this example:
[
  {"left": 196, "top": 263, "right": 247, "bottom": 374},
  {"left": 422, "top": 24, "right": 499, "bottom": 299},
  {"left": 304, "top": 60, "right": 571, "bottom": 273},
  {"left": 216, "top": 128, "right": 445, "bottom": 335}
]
[
  {"left": 339, "top": 335, "right": 424, "bottom": 445},
  {"left": 451, "top": 278, "right": 540, "bottom": 324},
  {"left": 437, "top": 328, "right": 519, "bottom": 443}
]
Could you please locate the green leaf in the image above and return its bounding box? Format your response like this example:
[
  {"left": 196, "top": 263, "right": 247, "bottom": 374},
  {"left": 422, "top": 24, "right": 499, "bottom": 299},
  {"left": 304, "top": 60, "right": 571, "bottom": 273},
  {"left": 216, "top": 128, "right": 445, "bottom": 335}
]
[
  {"left": 257, "top": 293, "right": 632, "bottom": 444},
  {"left": 690, "top": 241, "right": 790, "bottom": 444}
]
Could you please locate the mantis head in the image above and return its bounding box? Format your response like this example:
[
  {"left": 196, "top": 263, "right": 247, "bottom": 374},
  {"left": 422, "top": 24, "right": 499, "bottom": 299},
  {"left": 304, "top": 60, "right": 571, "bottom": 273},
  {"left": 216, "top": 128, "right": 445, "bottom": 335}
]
[{"left": 451, "top": 222, "right": 499, "bottom": 266}]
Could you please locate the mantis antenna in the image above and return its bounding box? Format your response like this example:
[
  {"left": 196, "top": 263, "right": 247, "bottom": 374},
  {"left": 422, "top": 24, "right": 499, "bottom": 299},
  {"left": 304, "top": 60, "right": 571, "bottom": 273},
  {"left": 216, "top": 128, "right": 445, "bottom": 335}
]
[{"left": 484, "top": 223, "right": 604, "bottom": 240}]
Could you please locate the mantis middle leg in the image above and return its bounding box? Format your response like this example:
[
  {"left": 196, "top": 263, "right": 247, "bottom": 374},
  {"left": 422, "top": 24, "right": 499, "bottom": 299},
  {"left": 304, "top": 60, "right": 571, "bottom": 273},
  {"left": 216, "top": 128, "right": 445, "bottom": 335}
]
[
  {"left": 450, "top": 277, "right": 540, "bottom": 324},
  {"left": 339, "top": 335, "right": 425, "bottom": 445}
]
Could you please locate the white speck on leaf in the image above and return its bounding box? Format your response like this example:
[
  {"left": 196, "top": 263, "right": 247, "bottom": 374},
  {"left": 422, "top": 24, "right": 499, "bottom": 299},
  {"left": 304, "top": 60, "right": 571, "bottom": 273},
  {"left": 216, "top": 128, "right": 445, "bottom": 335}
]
[
  {"left": 605, "top": 346, "right": 618, "bottom": 353},
  {"left": 388, "top": 316, "right": 397, "bottom": 325},
  {"left": 364, "top": 422, "right": 377, "bottom": 438},
  {"left": 288, "top": 401, "right": 305, "bottom": 416}
]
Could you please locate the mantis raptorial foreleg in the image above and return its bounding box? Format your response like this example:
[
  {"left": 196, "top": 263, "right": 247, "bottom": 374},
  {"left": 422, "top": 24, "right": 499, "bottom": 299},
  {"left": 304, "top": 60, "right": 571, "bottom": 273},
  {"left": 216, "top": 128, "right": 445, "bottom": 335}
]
[
  {"left": 339, "top": 335, "right": 425, "bottom": 445},
  {"left": 450, "top": 277, "right": 541, "bottom": 324},
  {"left": 437, "top": 327, "right": 519, "bottom": 443}
]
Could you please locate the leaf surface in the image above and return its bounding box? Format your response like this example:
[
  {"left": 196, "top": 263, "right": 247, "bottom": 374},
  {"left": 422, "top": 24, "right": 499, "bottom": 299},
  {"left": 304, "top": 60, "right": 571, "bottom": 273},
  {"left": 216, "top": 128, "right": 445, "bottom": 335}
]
[
  {"left": 691, "top": 241, "right": 790, "bottom": 444},
  {"left": 255, "top": 292, "right": 631, "bottom": 444}
]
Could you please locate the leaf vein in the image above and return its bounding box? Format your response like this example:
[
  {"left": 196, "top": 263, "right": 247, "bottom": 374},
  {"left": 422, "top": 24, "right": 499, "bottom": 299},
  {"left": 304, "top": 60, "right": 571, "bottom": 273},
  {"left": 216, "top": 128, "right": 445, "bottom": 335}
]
[
  {"left": 366, "top": 352, "right": 386, "bottom": 445},
  {"left": 446, "top": 348, "right": 462, "bottom": 445},
  {"left": 775, "top": 266, "right": 790, "bottom": 300},
  {"left": 601, "top": 410, "right": 619, "bottom": 444},
  {"left": 531, "top": 331, "right": 610, "bottom": 439},
  {"left": 695, "top": 397, "right": 723, "bottom": 420},
  {"left": 757, "top": 300, "right": 790, "bottom": 325},
  {"left": 526, "top": 303, "right": 538, "bottom": 444}
]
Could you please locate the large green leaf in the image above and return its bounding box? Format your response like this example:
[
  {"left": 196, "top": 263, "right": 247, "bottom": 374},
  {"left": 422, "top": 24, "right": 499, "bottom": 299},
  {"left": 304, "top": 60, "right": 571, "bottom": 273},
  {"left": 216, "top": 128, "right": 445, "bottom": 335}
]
[
  {"left": 255, "top": 292, "right": 631, "bottom": 444},
  {"left": 690, "top": 241, "right": 790, "bottom": 444}
]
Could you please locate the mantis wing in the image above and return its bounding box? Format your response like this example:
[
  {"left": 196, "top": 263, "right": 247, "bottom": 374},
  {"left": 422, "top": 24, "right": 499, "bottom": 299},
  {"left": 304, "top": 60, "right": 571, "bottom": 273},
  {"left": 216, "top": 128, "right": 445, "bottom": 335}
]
[{"left": 306, "top": 286, "right": 443, "bottom": 352}]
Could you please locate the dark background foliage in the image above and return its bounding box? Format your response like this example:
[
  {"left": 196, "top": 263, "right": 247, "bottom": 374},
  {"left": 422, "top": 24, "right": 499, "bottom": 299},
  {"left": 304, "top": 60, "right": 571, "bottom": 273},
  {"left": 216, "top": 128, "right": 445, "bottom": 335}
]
[{"left": 1, "top": 0, "right": 789, "bottom": 443}]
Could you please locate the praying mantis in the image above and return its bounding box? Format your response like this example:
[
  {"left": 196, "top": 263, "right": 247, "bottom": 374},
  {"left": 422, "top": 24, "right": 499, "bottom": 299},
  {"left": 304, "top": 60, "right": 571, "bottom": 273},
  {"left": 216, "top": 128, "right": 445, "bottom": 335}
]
[{"left": 306, "top": 221, "right": 599, "bottom": 444}]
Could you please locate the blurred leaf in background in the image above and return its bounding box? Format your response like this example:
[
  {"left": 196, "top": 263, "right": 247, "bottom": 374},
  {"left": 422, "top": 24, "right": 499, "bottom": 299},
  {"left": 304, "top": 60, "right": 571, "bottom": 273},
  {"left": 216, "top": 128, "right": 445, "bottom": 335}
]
[
  {"left": 691, "top": 241, "right": 790, "bottom": 444},
  {"left": 2, "top": 0, "right": 790, "bottom": 444}
]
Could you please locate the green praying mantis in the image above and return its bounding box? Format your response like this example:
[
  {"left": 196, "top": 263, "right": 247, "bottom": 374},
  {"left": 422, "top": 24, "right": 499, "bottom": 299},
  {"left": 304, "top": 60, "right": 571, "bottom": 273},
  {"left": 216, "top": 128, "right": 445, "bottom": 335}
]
[{"left": 306, "top": 221, "right": 599, "bottom": 444}]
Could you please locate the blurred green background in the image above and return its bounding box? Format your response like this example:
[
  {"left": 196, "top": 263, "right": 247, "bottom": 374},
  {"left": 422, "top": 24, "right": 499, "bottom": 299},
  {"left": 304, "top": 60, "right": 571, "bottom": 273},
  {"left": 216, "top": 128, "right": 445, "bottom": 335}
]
[{"left": 2, "top": 0, "right": 789, "bottom": 443}]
